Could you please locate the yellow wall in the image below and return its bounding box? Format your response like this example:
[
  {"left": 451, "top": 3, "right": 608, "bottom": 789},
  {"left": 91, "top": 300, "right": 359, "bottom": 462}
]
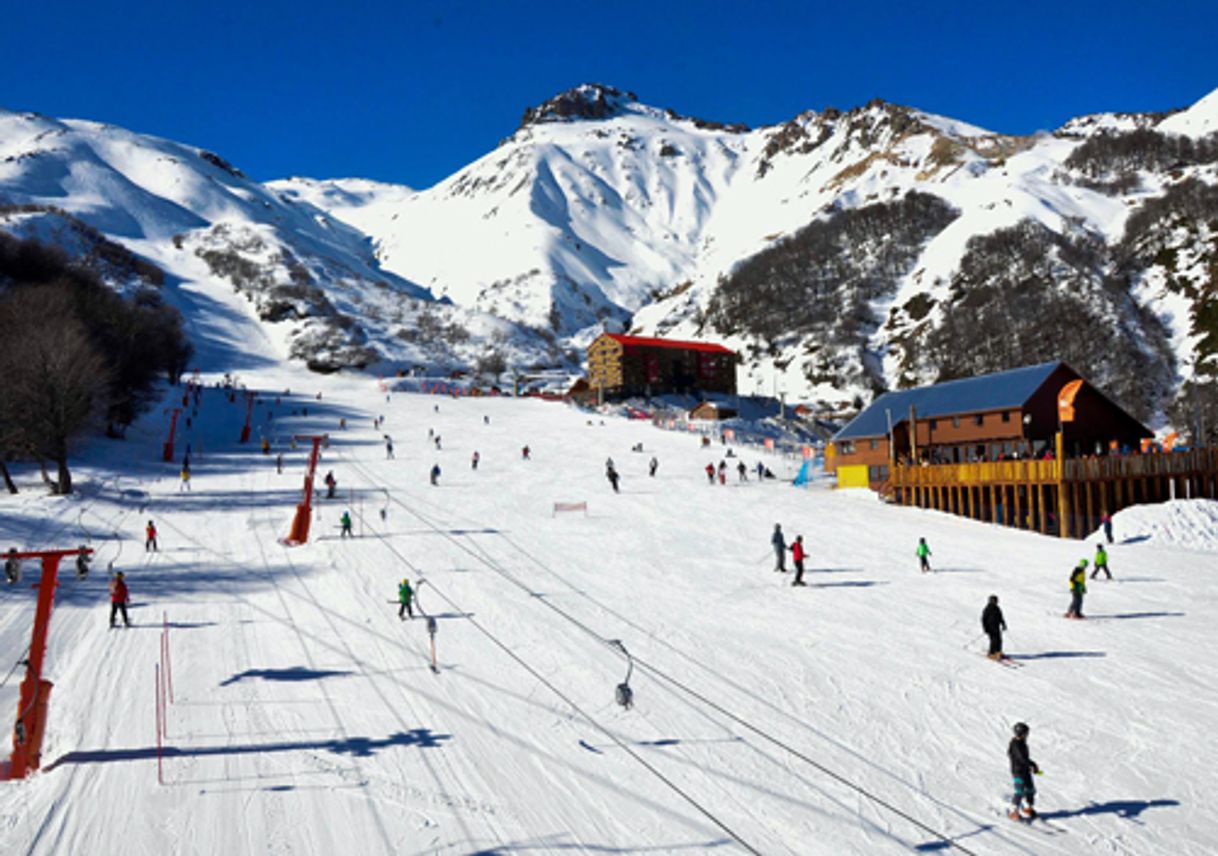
[{"left": 835, "top": 465, "right": 870, "bottom": 489}]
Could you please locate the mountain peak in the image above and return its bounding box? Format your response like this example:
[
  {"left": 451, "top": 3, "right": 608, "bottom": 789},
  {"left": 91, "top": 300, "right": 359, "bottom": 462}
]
[{"left": 519, "top": 83, "right": 638, "bottom": 128}]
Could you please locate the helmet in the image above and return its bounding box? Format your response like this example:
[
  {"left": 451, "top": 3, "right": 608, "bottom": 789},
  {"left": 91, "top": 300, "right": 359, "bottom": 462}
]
[
  {"left": 1013, "top": 722, "right": 1029, "bottom": 738},
  {"left": 1079, "top": 559, "right": 1089, "bottom": 567}
]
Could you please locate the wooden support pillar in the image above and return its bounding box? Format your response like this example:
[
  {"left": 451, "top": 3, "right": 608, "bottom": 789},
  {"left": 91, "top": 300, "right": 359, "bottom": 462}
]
[
  {"left": 990, "top": 484, "right": 999, "bottom": 525},
  {"left": 1084, "top": 481, "right": 1095, "bottom": 538},
  {"left": 1013, "top": 484, "right": 1022, "bottom": 530},
  {"left": 1038, "top": 482, "right": 1048, "bottom": 536},
  {"left": 964, "top": 485, "right": 974, "bottom": 520},
  {"left": 1114, "top": 477, "right": 1124, "bottom": 511}
]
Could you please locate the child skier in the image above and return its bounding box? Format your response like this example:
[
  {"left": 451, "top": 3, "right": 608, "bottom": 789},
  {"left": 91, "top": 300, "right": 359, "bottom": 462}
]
[
  {"left": 982, "top": 595, "right": 1007, "bottom": 660},
  {"left": 790, "top": 535, "right": 807, "bottom": 586},
  {"left": 917, "top": 537, "right": 932, "bottom": 573},
  {"left": 145, "top": 520, "right": 158, "bottom": 552},
  {"left": 1091, "top": 543, "right": 1112, "bottom": 580},
  {"left": 1008, "top": 722, "right": 1040, "bottom": 820},
  {"left": 339, "top": 511, "right": 353, "bottom": 538},
  {"left": 1065, "top": 560, "right": 1088, "bottom": 618},
  {"left": 771, "top": 524, "right": 786, "bottom": 573},
  {"left": 398, "top": 578, "right": 414, "bottom": 620},
  {"left": 109, "top": 571, "right": 131, "bottom": 628}
]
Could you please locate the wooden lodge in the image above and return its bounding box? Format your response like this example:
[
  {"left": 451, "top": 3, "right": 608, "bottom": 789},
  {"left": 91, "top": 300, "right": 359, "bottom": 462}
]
[
  {"left": 587, "top": 333, "right": 736, "bottom": 401},
  {"left": 826, "top": 361, "right": 1218, "bottom": 538}
]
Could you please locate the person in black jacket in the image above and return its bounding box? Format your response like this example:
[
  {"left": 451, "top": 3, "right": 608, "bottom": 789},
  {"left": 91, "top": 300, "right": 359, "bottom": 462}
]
[
  {"left": 1008, "top": 722, "right": 1040, "bottom": 820},
  {"left": 982, "top": 595, "right": 1007, "bottom": 660},
  {"left": 771, "top": 524, "right": 786, "bottom": 573}
]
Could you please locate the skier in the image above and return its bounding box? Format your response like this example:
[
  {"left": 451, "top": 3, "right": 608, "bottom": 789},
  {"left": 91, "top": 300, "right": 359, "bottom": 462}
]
[
  {"left": 648, "top": 456, "right": 658, "bottom": 477},
  {"left": 1007, "top": 722, "right": 1041, "bottom": 820},
  {"left": 179, "top": 465, "right": 191, "bottom": 492},
  {"left": 737, "top": 461, "right": 748, "bottom": 481},
  {"left": 324, "top": 471, "right": 337, "bottom": 499},
  {"left": 145, "top": 520, "right": 159, "bottom": 552},
  {"left": 385, "top": 436, "right": 395, "bottom": 459},
  {"left": 771, "top": 524, "right": 786, "bottom": 573},
  {"left": 398, "top": 578, "right": 414, "bottom": 620},
  {"left": 109, "top": 571, "right": 131, "bottom": 628},
  {"left": 4, "top": 548, "right": 19, "bottom": 585},
  {"left": 605, "top": 456, "right": 615, "bottom": 471},
  {"left": 75, "top": 546, "right": 90, "bottom": 579},
  {"left": 606, "top": 464, "right": 620, "bottom": 493},
  {"left": 428, "top": 427, "right": 434, "bottom": 439},
  {"left": 1065, "top": 560, "right": 1087, "bottom": 619},
  {"left": 339, "top": 417, "right": 347, "bottom": 430},
  {"left": 276, "top": 453, "right": 284, "bottom": 474},
  {"left": 982, "top": 595, "right": 1007, "bottom": 660},
  {"left": 704, "top": 463, "right": 715, "bottom": 484},
  {"left": 434, "top": 435, "right": 442, "bottom": 450},
  {"left": 756, "top": 461, "right": 765, "bottom": 479},
  {"left": 339, "top": 511, "right": 353, "bottom": 538},
  {"left": 471, "top": 450, "right": 480, "bottom": 470},
  {"left": 1091, "top": 543, "right": 1112, "bottom": 580},
  {"left": 1101, "top": 512, "right": 1114, "bottom": 544},
  {"left": 718, "top": 460, "right": 727, "bottom": 485},
  {"left": 430, "top": 463, "right": 441, "bottom": 486},
  {"left": 484, "top": 415, "right": 490, "bottom": 425},
  {"left": 261, "top": 437, "right": 270, "bottom": 455},
  {"left": 790, "top": 535, "right": 808, "bottom": 586},
  {"left": 917, "top": 537, "right": 932, "bottom": 573},
  {"left": 522, "top": 445, "right": 531, "bottom": 460}
]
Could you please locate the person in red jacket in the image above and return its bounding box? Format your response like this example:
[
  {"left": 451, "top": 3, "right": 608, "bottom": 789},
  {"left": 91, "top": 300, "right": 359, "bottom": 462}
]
[
  {"left": 790, "top": 535, "right": 808, "bottom": 586},
  {"left": 145, "top": 520, "right": 158, "bottom": 552},
  {"left": 109, "top": 572, "right": 131, "bottom": 628},
  {"left": 705, "top": 463, "right": 715, "bottom": 484}
]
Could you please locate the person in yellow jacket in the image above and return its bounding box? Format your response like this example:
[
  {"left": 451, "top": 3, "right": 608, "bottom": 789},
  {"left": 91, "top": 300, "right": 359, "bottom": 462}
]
[{"left": 1065, "top": 560, "right": 1087, "bottom": 619}]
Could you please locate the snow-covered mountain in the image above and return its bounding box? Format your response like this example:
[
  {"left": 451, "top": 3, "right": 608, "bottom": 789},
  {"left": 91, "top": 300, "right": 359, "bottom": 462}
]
[
  {"left": 0, "top": 110, "right": 561, "bottom": 374},
  {"left": 287, "top": 83, "right": 1216, "bottom": 430}
]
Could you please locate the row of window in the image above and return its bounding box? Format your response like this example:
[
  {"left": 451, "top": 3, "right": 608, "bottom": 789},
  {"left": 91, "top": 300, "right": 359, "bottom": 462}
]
[{"left": 926, "top": 411, "right": 1014, "bottom": 430}]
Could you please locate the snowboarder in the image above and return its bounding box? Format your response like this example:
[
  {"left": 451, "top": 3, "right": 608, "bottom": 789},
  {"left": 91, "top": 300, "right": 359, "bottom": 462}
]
[
  {"left": 522, "top": 445, "right": 531, "bottom": 460},
  {"left": 790, "top": 535, "right": 807, "bottom": 586},
  {"left": 917, "top": 537, "right": 932, "bottom": 573},
  {"left": 109, "top": 571, "right": 131, "bottom": 628},
  {"left": 606, "top": 465, "right": 620, "bottom": 493},
  {"left": 648, "top": 456, "right": 658, "bottom": 477},
  {"left": 771, "top": 524, "right": 786, "bottom": 573},
  {"left": 385, "top": 437, "right": 395, "bottom": 459},
  {"left": 1091, "top": 543, "right": 1112, "bottom": 580},
  {"left": 1065, "top": 560, "right": 1087, "bottom": 619},
  {"left": 982, "top": 595, "right": 1007, "bottom": 660},
  {"left": 145, "top": 520, "right": 158, "bottom": 552},
  {"left": 276, "top": 453, "right": 284, "bottom": 474},
  {"left": 430, "top": 464, "right": 441, "bottom": 486},
  {"left": 1101, "top": 512, "right": 1114, "bottom": 544},
  {"left": 737, "top": 461, "right": 748, "bottom": 481},
  {"left": 705, "top": 463, "right": 715, "bottom": 484},
  {"left": 339, "top": 511, "right": 353, "bottom": 538},
  {"left": 398, "top": 578, "right": 414, "bottom": 620},
  {"left": 4, "top": 548, "right": 19, "bottom": 585},
  {"left": 471, "top": 450, "right": 480, "bottom": 470},
  {"left": 324, "top": 471, "right": 337, "bottom": 499},
  {"left": 1007, "top": 722, "right": 1041, "bottom": 820}
]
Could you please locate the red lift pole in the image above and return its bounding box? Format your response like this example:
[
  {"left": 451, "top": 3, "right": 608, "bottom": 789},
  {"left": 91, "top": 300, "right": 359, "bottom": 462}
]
[
  {"left": 239, "top": 391, "right": 256, "bottom": 444},
  {"left": 4, "top": 547, "right": 91, "bottom": 780},
  {"left": 283, "top": 435, "right": 327, "bottom": 545},
  {"left": 162, "top": 408, "right": 182, "bottom": 462}
]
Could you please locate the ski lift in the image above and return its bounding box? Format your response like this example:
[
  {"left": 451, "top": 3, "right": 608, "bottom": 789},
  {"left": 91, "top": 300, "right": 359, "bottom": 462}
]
[
  {"left": 75, "top": 545, "right": 90, "bottom": 579},
  {"left": 380, "top": 488, "right": 390, "bottom": 522},
  {"left": 426, "top": 616, "right": 438, "bottom": 638},
  {"left": 4, "top": 548, "right": 19, "bottom": 585},
  {"left": 609, "top": 640, "right": 634, "bottom": 710}
]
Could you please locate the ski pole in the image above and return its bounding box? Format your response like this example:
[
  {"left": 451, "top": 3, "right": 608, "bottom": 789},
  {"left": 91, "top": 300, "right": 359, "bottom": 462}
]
[{"left": 962, "top": 631, "right": 985, "bottom": 650}]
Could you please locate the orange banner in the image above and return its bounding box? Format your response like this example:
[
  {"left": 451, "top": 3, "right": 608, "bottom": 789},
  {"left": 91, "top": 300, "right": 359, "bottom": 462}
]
[
  {"left": 1163, "top": 431, "right": 1179, "bottom": 452},
  {"left": 1057, "top": 379, "right": 1084, "bottom": 423}
]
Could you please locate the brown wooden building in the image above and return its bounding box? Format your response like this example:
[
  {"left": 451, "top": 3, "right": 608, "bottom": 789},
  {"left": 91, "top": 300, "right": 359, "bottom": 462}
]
[
  {"left": 587, "top": 333, "right": 736, "bottom": 400},
  {"left": 825, "top": 362, "right": 1217, "bottom": 537}
]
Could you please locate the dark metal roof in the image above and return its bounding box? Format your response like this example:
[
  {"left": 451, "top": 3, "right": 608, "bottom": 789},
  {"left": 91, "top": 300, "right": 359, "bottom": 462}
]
[
  {"left": 603, "top": 333, "right": 735, "bottom": 355},
  {"left": 833, "top": 362, "right": 1066, "bottom": 441}
]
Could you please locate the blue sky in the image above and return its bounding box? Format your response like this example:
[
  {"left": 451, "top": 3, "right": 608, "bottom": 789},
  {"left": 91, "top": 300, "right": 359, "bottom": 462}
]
[{"left": 2, "top": 1, "right": 1214, "bottom": 188}]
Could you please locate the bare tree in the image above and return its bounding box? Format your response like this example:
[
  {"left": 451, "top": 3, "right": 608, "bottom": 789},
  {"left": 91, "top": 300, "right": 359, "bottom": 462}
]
[{"left": 0, "top": 286, "right": 109, "bottom": 494}]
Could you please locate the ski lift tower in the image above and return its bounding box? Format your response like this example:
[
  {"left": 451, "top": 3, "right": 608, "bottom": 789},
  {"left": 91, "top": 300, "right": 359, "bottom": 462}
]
[
  {"left": 2, "top": 546, "right": 92, "bottom": 780},
  {"left": 162, "top": 407, "right": 182, "bottom": 462},
  {"left": 239, "top": 391, "right": 257, "bottom": 444},
  {"left": 282, "top": 435, "right": 328, "bottom": 546}
]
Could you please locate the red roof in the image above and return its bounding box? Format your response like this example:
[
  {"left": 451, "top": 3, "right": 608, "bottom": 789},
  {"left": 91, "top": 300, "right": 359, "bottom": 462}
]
[{"left": 602, "top": 333, "right": 734, "bottom": 355}]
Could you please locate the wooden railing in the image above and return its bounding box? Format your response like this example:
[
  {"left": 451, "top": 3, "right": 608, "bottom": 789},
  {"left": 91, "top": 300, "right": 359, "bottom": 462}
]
[
  {"left": 891, "top": 448, "right": 1218, "bottom": 489},
  {"left": 892, "top": 459, "right": 1060, "bottom": 487}
]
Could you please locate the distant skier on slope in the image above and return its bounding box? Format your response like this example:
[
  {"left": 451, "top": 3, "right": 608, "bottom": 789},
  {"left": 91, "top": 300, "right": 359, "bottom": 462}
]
[
  {"left": 109, "top": 571, "right": 131, "bottom": 628},
  {"left": 398, "top": 578, "right": 414, "bottom": 620},
  {"left": 1065, "top": 560, "right": 1087, "bottom": 619},
  {"left": 4, "top": 548, "right": 19, "bottom": 585},
  {"left": 606, "top": 464, "right": 620, "bottom": 493},
  {"left": 1101, "top": 512, "right": 1114, "bottom": 544},
  {"left": 340, "top": 511, "right": 353, "bottom": 538},
  {"left": 471, "top": 450, "right": 480, "bottom": 470},
  {"left": 385, "top": 436, "right": 395, "bottom": 459},
  {"left": 324, "top": 471, "right": 337, "bottom": 499},
  {"left": 790, "top": 535, "right": 807, "bottom": 586},
  {"left": 430, "top": 463, "right": 441, "bottom": 486},
  {"left": 705, "top": 463, "right": 715, "bottom": 484},
  {"left": 917, "top": 537, "right": 932, "bottom": 573},
  {"left": 276, "top": 453, "right": 284, "bottom": 474},
  {"left": 522, "top": 445, "right": 531, "bottom": 460},
  {"left": 648, "top": 456, "right": 658, "bottom": 477},
  {"left": 1091, "top": 543, "right": 1112, "bottom": 580},
  {"left": 718, "top": 461, "right": 727, "bottom": 485},
  {"left": 771, "top": 524, "right": 786, "bottom": 573},
  {"left": 1008, "top": 722, "right": 1041, "bottom": 820},
  {"left": 145, "top": 520, "right": 159, "bottom": 552},
  {"left": 982, "top": 595, "right": 1007, "bottom": 660}
]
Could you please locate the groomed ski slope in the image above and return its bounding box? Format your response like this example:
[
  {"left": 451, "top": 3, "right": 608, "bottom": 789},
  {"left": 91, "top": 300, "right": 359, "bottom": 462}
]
[{"left": 1, "top": 369, "right": 1216, "bottom": 855}]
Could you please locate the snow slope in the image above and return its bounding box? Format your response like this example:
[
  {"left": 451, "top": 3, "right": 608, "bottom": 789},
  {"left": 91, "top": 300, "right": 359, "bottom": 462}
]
[{"left": 0, "top": 362, "right": 1214, "bottom": 854}]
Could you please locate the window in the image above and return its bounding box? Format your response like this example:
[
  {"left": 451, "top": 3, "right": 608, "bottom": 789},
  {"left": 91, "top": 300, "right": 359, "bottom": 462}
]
[
  {"left": 839, "top": 441, "right": 855, "bottom": 455},
  {"left": 868, "top": 464, "right": 889, "bottom": 482},
  {"left": 974, "top": 414, "right": 984, "bottom": 426},
  {"left": 1002, "top": 411, "right": 1011, "bottom": 423},
  {"left": 869, "top": 439, "right": 878, "bottom": 450},
  {"left": 951, "top": 416, "right": 960, "bottom": 428},
  {"left": 929, "top": 419, "right": 937, "bottom": 430}
]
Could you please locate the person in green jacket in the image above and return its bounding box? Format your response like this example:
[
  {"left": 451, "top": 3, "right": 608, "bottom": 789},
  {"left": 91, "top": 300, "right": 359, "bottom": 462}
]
[
  {"left": 398, "top": 578, "right": 414, "bottom": 620},
  {"left": 340, "top": 511, "right": 353, "bottom": 538},
  {"left": 1065, "top": 560, "right": 1088, "bottom": 619},
  {"left": 917, "top": 537, "right": 932, "bottom": 573},
  {"left": 1091, "top": 544, "right": 1112, "bottom": 580}
]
